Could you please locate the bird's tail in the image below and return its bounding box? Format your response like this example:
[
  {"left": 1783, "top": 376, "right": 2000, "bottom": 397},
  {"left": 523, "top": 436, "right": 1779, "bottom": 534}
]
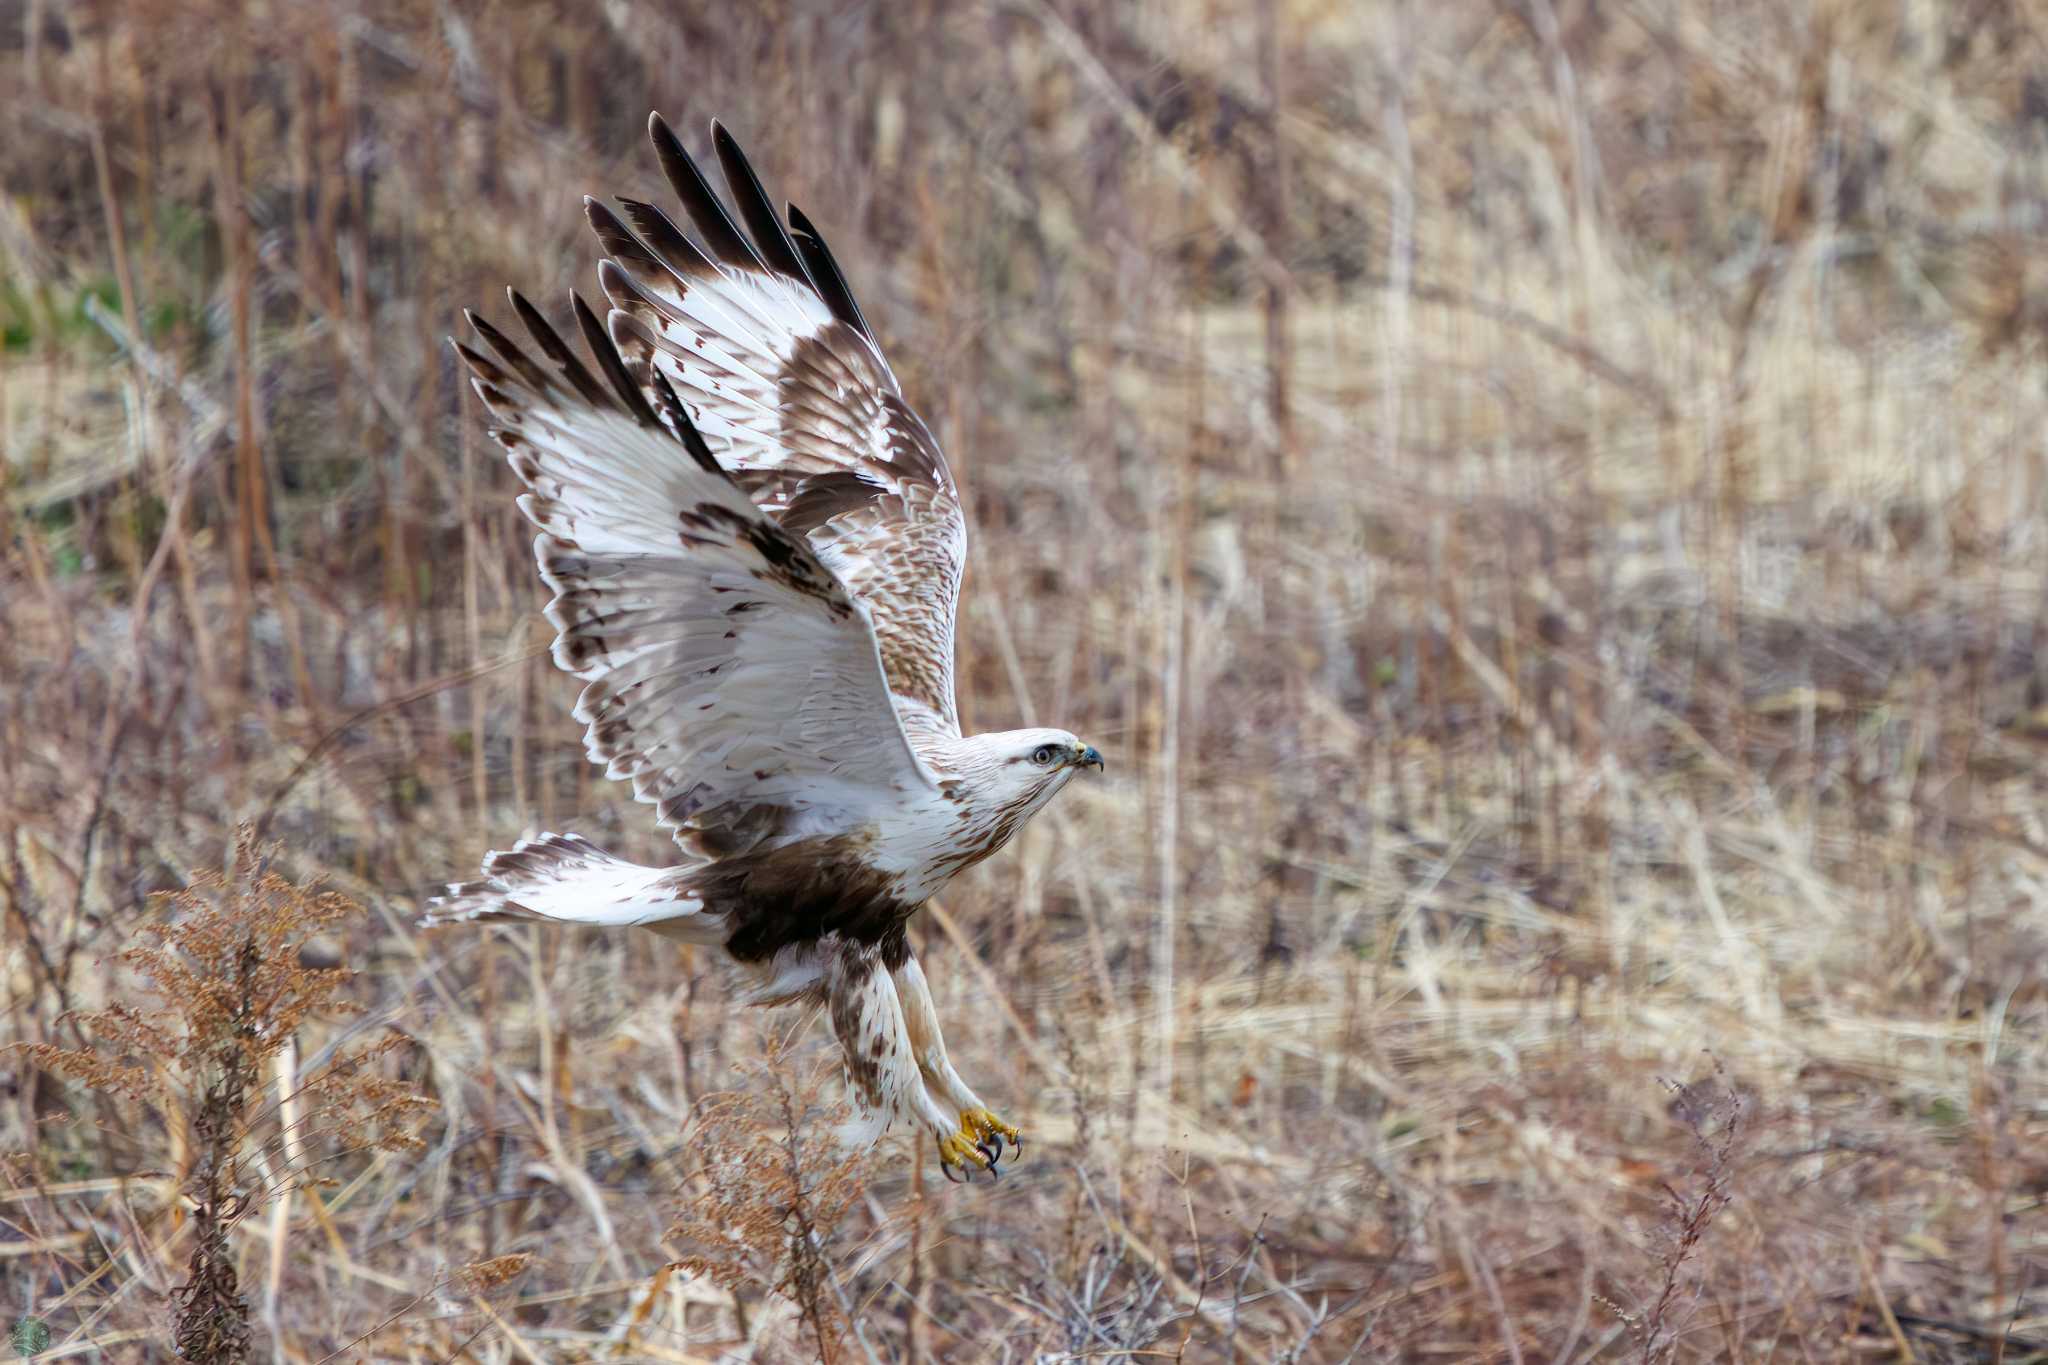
[{"left": 422, "top": 832, "right": 724, "bottom": 944}]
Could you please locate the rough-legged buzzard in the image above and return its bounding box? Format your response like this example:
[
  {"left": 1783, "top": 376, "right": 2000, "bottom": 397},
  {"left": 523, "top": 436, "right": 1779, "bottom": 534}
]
[{"left": 425, "top": 115, "right": 1100, "bottom": 1180}]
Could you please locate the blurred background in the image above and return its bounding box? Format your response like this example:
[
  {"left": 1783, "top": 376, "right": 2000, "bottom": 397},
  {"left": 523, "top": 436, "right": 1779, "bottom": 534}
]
[{"left": 4, "top": 0, "right": 2046, "bottom": 1358}]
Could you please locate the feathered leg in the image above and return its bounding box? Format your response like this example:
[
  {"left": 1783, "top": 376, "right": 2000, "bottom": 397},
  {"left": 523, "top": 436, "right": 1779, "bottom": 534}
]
[
  {"left": 892, "top": 954, "right": 1022, "bottom": 1166},
  {"left": 822, "top": 937, "right": 995, "bottom": 1176}
]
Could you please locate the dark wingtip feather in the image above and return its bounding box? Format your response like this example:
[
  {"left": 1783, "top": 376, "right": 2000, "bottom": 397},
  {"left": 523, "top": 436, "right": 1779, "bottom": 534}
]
[
  {"left": 581, "top": 196, "right": 636, "bottom": 258},
  {"left": 710, "top": 121, "right": 811, "bottom": 283},
  {"left": 597, "top": 257, "right": 660, "bottom": 322},
  {"left": 650, "top": 112, "right": 760, "bottom": 271},
  {"left": 616, "top": 197, "right": 718, "bottom": 284},
  {"left": 467, "top": 307, "right": 556, "bottom": 395},
  {"left": 466, "top": 307, "right": 520, "bottom": 360},
  {"left": 584, "top": 196, "right": 683, "bottom": 287},
  {"left": 787, "top": 203, "right": 873, "bottom": 343},
  {"left": 451, "top": 338, "right": 520, "bottom": 400},
  {"left": 450, "top": 339, "right": 504, "bottom": 384},
  {"left": 570, "top": 290, "right": 661, "bottom": 428},
  {"left": 508, "top": 288, "right": 611, "bottom": 410},
  {"left": 652, "top": 367, "right": 725, "bottom": 476}
]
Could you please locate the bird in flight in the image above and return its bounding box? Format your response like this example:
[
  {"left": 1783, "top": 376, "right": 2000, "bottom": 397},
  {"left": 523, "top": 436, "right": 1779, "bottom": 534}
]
[{"left": 425, "top": 114, "right": 1101, "bottom": 1180}]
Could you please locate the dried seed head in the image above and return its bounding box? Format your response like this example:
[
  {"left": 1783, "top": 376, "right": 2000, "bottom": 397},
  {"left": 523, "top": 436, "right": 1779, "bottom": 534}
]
[{"left": 454, "top": 1254, "right": 535, "bottom": 1295}]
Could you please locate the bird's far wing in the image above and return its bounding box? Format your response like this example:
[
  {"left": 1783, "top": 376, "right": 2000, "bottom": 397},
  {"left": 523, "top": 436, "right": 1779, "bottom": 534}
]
[
  {"left": 585, "top": 114, "right": 967, "bottom": 739},
  {"left": 455, "top": 290, "right": 938, "bottom": 862}
]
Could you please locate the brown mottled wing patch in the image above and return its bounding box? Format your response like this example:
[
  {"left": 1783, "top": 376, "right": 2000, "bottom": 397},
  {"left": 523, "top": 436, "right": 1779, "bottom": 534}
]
[
  {"left": 453, "top": 289, "right": 938, "bottom": 862},
  {"left": 590, "top": 114, "right": 968, "bottom": 737}
]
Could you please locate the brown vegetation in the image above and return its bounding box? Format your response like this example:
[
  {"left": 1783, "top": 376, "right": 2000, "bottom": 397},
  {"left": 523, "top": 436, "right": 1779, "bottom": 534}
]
[
  {"left": 3, "top": 0, "right": 2046, "bottom": 1358},
  {"left": 7, "top": 829, "right": 431, "bottom": 1361}
]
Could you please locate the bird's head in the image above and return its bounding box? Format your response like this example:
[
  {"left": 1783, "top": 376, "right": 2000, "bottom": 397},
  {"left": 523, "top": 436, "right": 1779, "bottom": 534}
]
[{"left": 951, "top": 726, "right": 1102, "bottom": 822}]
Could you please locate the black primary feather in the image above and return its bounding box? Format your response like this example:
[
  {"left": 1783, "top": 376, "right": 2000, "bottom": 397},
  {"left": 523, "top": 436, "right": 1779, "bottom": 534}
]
[
  {"left": 648, "top": 112, "right": 762, "bottom": 272},
  {"left": 711, "top": 120, "right": 812, "bottom": 285},
  {"left": 509, "top": 289, "right": 612, "bottom": 411},
  {"left": 572, "top": 292, "right": 661, "bottom": 427},
  {"left": 597, "top": 259, "right": 679, "bottom": 344},
  {"left": 450, "top": 338, "right": 513, "bottom": 393},
  {"left": 466, "top": 309, "right": 560, "bottom": 396},
  {"left": 651, "top": 368, "right": 726, "bottom": 476},
  {"left": 583, "top": 197, "right": 686, "bottom": 291},
  {"left": 614, "top": 198, "right": 720, "bottom": 284},
  {"left": 787, "top": 203, "right": 873, "bottom": 343}
]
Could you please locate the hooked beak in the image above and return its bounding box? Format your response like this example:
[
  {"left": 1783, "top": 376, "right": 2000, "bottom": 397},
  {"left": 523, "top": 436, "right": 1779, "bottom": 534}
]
[{"left": 1076, "top": 744, "right": 1103, "bottom": 772}]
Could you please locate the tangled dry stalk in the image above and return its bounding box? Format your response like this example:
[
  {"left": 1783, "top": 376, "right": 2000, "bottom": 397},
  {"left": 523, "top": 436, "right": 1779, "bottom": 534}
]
[
  {"left": 8, "top": 830, "right": 432, "bottom": 1362},
  {"left": 3, "top": 0, "right": 2046, "bottom": 1359}
]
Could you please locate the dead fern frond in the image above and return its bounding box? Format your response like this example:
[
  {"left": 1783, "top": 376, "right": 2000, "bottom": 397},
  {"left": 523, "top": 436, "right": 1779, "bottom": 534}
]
[
  {"left": 666, "top": 1045, "right": 872, "bottom": 1364},
  {"left": 8, "top": 826, "right": 435, "bottom": 1363}
]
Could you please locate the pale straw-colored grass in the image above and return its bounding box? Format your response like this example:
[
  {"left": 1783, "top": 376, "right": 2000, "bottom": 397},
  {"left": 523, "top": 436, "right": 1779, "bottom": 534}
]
[{"left": 5, "top": 0, "right": 2045, "bottom": 1359}]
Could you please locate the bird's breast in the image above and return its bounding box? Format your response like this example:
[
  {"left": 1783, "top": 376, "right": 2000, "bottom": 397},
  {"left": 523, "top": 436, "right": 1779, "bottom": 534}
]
[{"left": 869, "top": 791, "right": 1026, "bottom": 904}]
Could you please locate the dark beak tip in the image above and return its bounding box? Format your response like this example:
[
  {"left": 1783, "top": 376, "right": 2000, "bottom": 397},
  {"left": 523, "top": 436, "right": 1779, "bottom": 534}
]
[{"left": 1080, "top": 745, "right": 1103, "bottom": 772}]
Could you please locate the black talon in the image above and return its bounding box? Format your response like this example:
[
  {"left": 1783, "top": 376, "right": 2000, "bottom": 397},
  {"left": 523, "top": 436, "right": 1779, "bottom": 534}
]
[
  {"left": 941, "top": 1157, "right": 968, "bottom": 1184},
  {"left": 976, "top": 1137, "right": 1001, "bottom": 1167}
]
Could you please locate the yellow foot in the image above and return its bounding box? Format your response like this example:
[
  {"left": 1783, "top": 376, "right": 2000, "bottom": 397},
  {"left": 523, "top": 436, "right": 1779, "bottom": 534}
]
[
  {"left": 962, "top": 1107, "right": 1022, "bottom": 1154},
  {"left": 936, "top": 1110, "right": 1022, "bottom": 1183},
  {"left": 937, "top": 1129, "right": 995, "bottom": 1180}
]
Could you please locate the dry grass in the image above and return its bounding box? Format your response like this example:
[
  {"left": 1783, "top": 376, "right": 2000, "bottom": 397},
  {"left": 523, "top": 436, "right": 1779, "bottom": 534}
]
[{"left": 3, "top": 0, "right": 2047, "bottom": 1358}]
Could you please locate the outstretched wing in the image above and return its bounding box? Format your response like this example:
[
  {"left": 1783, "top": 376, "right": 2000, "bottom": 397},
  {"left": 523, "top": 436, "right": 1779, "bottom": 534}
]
[
  {"left": 583, "top": 114, "right": 967, "bottom": 740},
  {"left": 454, "top": 290, "right": 937, "bottom": 861}
]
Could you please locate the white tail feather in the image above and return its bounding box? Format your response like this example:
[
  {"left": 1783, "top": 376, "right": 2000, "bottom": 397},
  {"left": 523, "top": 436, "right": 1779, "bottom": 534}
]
[{"left": 422, "top": 832, "right": 724, "bottom": 944}]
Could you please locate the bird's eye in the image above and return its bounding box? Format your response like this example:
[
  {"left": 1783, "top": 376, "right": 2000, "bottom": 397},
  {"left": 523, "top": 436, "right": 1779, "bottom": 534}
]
[{"left": 1030, "top": 744, "right": 1059, "bottom": 766}]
